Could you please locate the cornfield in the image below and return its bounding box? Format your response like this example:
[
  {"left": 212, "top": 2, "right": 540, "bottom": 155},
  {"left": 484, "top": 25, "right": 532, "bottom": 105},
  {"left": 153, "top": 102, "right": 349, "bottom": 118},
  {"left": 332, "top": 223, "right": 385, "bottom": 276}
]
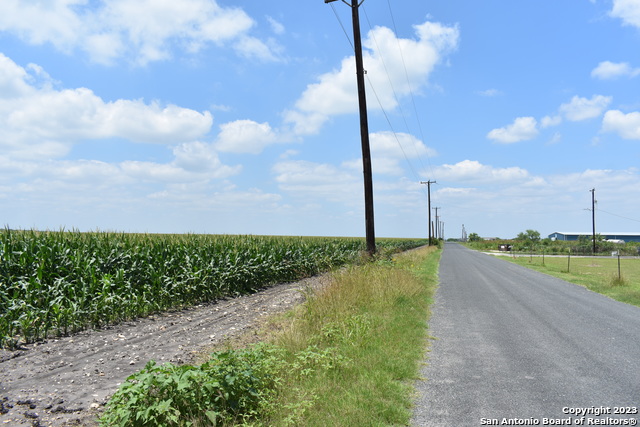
[{"left": 0, "top": 229, "right": 426, "bottom": 348}]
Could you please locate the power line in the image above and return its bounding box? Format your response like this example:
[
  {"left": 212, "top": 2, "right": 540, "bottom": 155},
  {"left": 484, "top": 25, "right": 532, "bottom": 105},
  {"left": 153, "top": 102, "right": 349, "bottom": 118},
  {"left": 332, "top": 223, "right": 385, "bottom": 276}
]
[
  {"left": 332, "top": 2, "right": 427, "bottom": 193},
  {"left": 385, "top": 0, "right": 434, "bottom": 178},
  {"left": 325, "top": 0, "right": 376, "bottom": 255},
  {"left": 597, "top": 208, "right": 640, "bottom": 223},
  {"left": 358, "top": 5, "right": 427, "bottom": 189},
  {"left": 329, "top": 3, "right": 354, "bottom": 50}
]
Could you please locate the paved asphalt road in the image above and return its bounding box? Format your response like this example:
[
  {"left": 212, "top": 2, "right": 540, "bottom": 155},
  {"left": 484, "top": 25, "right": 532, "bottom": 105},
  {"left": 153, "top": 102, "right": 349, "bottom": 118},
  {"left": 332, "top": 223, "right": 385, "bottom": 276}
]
[{"left": 411, "top": 243, "right": 640, "bottom": 426}]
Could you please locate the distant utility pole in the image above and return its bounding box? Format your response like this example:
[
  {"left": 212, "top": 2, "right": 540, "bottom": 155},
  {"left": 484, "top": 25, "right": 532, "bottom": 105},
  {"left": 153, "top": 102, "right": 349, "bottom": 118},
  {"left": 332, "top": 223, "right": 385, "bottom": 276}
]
[
  {"left": 420, "top": 180, "right": 436, "bottom": 245},
  {"left": 590, "top": 188, "right": 596, "bottom": 255},
  {"left": 433, "top": 207, "right": 440, "bottom": 240},
  {"left": 462, "top": 224, "right": 467, "bottom": 242},
  {"left": 325, "top": 0, "right": 375, "bottom": 255}
]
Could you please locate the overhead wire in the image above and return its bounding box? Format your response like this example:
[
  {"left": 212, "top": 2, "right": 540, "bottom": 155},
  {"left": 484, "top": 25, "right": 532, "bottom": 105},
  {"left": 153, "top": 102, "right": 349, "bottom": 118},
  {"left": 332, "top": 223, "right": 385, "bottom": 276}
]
[
  {"left": 596, "top": 208, "right": 640, "bottom": 223},
  {"left": 385, "top": 0, "right": 435, "bottom": 180},
  {"left": 328, "top": 1, "right": 432, "bottom": 201},
  {"left": 360, "top": 6, "right": 423, "bottom": 184},
  {"left": 330, "top": 3, "right": 354, "bottom": 51}
]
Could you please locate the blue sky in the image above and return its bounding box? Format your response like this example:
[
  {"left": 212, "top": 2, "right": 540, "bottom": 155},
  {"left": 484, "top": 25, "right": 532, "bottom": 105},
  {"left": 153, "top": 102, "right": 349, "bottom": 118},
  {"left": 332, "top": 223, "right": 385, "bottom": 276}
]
[{"left": 1, "top": 0, "right": 640, "bottom": 239}]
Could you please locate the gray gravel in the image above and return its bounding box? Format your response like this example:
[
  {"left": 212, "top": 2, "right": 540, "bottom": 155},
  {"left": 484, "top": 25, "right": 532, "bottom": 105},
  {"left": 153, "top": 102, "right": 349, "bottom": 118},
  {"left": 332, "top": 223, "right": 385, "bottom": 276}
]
[
  {"left": 0, "top": 274, "right": 330, "bottom": 426},
  {"left": 411, "top": 243, "right": 640, "bottom": 426}
]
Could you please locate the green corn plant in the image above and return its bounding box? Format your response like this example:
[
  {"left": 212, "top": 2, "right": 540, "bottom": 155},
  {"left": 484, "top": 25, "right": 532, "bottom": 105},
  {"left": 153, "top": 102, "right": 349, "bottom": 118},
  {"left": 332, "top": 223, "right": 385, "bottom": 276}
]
[{"left": 0, "top": 228, "right": 426, "bottom": 348}]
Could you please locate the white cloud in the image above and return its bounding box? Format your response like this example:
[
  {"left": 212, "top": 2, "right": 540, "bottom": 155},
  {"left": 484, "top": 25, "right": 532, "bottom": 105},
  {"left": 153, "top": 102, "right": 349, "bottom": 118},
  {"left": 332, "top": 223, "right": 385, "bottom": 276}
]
[
  {"left": 591, "top": 61, "right": 640, "bottom": 79},
  {"left": 0, "top": 0, "right": 279, "bottom": 65},
  {"left": 547, "top": 132, "right": 562, "bottom": 145},
  {"left": 369, "top": 131, "right": 436, "bottom": 159},
  {"left": 433, "top": 160, "right": 531, "bottom": 184},
  {"left": 233, "top": 36, "right": 280, "bottom": 62},
  {"left": 120, "top": 156, "right": 239, "bottom": 183},
  {"left": 266, "top": 16, "right": 285, "bottom": 35},
  {"left": 487, "top": 117, "right": 538, "bottom": 143},
  {"left": 0, "top": 54, "right": 213, "bottom": 159},
  {"left": 0, "top": 53, "right": 34, "bottom": 98},
  {"left": 345, "top": 131, "right": 437, "bottom": 176},
  {"left": 558, "top": 95, "right": 612, "bottom": 121},
  {"left": 477, "top": 88, "right": 502, "bottom": 97},
  {"left": 0, "top": 0, "right": 85, "bottom": 52},
  {"left": 341, "top": 132, "right": 436, "bottom": 176},
  {"left": 602, "top": 109, "right": 640, "bottom": 139},
  {"left": 548, "top": 168, "right": 640, "bottom": 200},
  {"left": 284, "top": 19, "right": 459, "bottom": 136},
  {"left": 541, "top": 115, "right": 562, "bottom": 128},
  {"left": 343, "top": 156, "right": 404, "bottom": 176},
  {"left": 0, "top": 53, "right": 243, "bottom": 212},
  {"left": 610, "top": 0, "right": 640, "bottom": 27},
  {"left": 173, "top": 141, "right": 242, "bottom": 177},
  {"left": 539, "top": 95, "right": 611, "bottom": 130},
  {"left": 0, "top": 143, "right": 242, "bottom": 206},
  {"left": 272, "top": 160, "right": 360, "bottom": 203},
  {"left": 215, "top": 120, "right": 279, "bottom": 154}
]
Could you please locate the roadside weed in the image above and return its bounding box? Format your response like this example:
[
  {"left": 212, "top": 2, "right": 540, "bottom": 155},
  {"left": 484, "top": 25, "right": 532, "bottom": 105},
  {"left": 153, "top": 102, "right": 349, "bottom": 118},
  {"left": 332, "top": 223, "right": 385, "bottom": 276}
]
[{"left": 99, "top": 245, "right": 440, "bottom": 426}]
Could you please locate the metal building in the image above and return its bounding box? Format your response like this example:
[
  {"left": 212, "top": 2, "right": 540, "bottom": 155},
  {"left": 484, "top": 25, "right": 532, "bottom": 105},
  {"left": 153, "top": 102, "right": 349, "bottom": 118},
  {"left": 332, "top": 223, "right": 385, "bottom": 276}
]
[{"left": 548, "top": 232, "right": 640, "bottom": 243}]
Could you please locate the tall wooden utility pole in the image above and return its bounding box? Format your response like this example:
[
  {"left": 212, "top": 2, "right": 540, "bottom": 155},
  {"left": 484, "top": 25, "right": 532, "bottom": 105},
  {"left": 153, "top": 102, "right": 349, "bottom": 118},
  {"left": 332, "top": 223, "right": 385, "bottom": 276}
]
[
  {"left": 590, "top": 188, "right": 596, "bottom": 255},
  {"left": 433, "top": 207, "right": 440, "bottom": 240},
  {"left": 420, "top": 180, "right": 436, "bottom": 245},
  {"left": 325, "top": 0, "right": 375, "bottom": 255}
]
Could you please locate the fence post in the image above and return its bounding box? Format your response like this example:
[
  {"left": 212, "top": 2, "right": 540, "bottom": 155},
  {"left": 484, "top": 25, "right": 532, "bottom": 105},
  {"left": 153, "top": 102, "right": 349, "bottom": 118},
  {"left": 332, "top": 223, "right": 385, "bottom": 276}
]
[{"left": 567, "top": 248, "right": 571, "bottom": 273}]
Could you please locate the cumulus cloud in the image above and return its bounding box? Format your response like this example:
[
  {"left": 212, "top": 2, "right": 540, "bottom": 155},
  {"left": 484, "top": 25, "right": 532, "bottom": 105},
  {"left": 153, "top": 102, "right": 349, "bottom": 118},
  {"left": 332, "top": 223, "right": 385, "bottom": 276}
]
[
  {"left": 173, "top": 141, "right": 242, "bottom": 177},
  {"left": 558, "top": 95, "right": 612, "bottom": 121},
  {"left": 541, "top": 115, "right": 562, "bottom": 128},
  {"left": 602, "top": 110, "right": 640, "bottom": 139},
  {"left": 591, "top": 61, "right": 640, "bottom": 79},
  {"left": 369, "top": 131, "right": 436, "bottom": 159},
  {"left": 538, "top": 95, "right": 611, "bottom": 131},
  {"left": 215, "top": 120, "right": 279, "bottom": 154},
  {"left": 266, "top": 16, "right": 285, "bottom": 35},
  {"left": 433, "top": 160, "right": 530, "bottom": 184},
  {"left": 0, "top": 54, "right": 213, "bottom": 159},
  {"left": 0, "top": 0, "right": 280, "bottom": 65},
  {"left": 0, "top": 52, "right": 241, "bottom": 198},
  {"left": 2, "top": 147, "right": 241, "bottom": 201},
  {"left": 487, "top": 117, "right": 539, "bottom": 143},
  {"left": 284, "top": 19, "right": 459, "bottom": 136},
  {"left": 610, "top": 0, "right": 640, "bottom": 28},
  {"left": 272, "top": 160, "right": 360, "bottom": 203},
  {"left": 0, "top": 54, "right": 34, "bottom": 97},
  {"left": 342, "top": 131, "right": 437, "bottom": 176}
]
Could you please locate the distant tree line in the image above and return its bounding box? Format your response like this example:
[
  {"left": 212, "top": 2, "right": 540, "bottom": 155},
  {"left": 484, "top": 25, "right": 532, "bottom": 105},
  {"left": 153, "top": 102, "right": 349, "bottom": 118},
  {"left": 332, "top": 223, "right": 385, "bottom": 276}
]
[{"left": 462, "top": 229, "right": 640, "bottom": 256}]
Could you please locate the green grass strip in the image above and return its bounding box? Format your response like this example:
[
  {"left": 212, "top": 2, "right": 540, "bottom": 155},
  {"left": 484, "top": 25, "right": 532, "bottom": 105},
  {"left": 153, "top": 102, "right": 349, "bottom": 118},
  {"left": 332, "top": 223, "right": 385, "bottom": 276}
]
[
  {"left": 501, "top": 254, "right": 640, "bottom": 307},
  {"left": 262, "top": 246, "right": 441, "bottom": 426},
  {"left": 100, "top": 246, "right": 441, "bottom": 426}
]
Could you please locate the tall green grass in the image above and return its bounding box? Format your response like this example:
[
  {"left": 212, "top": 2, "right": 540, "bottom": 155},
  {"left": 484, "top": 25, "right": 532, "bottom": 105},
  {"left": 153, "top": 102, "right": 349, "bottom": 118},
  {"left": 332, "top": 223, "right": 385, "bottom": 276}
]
[
  {"left": 99, "top": 245, "right": 440, "bottom": 426},
  {"left": 263, "top": 246, "right": 440, "bottom": 426},
  {"left": 0, "top": 228, "right": 426, "bottom": 348},
  {"left": 504, "top": 254, "right": 640, "bottom": 307}
]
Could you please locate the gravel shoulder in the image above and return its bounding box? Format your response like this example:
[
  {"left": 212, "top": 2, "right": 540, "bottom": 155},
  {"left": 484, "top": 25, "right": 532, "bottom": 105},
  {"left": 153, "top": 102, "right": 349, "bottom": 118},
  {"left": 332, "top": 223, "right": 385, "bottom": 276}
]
[{"left": 0, "top": 274, "right": 331, "bottom": 426}]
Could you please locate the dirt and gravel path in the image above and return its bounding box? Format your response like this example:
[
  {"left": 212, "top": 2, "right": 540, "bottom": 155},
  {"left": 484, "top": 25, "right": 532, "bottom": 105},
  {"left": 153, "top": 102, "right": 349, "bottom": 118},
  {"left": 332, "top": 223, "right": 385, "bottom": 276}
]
[{"left": 0, "top": 274, "right": 330, "bottom": 426}]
